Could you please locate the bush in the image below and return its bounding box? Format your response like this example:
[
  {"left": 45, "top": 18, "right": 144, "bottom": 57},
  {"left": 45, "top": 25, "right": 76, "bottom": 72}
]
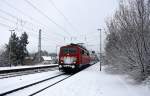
[{"left": 105, "top": 0, "right": 150, "bottom": 82}]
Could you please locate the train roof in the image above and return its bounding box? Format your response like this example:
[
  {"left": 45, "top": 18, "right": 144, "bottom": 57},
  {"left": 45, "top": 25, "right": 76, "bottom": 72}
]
[{"left": 61, "top": 43, "right": 88, "bottom": 51}]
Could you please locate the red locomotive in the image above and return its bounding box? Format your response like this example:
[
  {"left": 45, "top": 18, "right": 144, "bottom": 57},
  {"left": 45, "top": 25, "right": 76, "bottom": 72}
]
[{"left": 58, "top": 43, "right": 91, "bottom": 71}]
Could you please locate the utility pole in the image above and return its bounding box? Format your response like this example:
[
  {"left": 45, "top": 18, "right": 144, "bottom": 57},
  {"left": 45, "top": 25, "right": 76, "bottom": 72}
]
[
  {"left": 56, "top": 45, "right": 61, "bottom": 59},
  {"left": 71, "top": 37, "right": 73, "bottom": 43},
  {"left": 97, "top": 28, "right": 102, "bottom": 71},
  {"left": 38, "top": 29, "right": 42, "bottom": 62},
  {"left": 9, "top": 29, "right": 15, "bottom": 67},
  {"left": 85, "top": 35, "right": 87, "bottom": 43},
  {"left": 64, "top": 37, "right": 66, "bottom": 43}
]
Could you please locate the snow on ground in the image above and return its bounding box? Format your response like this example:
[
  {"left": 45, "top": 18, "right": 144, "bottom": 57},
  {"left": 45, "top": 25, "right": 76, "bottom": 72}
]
[
  {"left": 35, "top": 63, "right": 150, "bottom": 96},
  {"left": 0, "top": 70, "right": 61, "bottom": 94},
  {"left": 0, "top": 64, "right": 58, "bottom": 71},
  {"left": 9, "top": 75, "right": 68, "bottom": 96},
  {"left": 0, "top": 63, "right": 149, "bottom": 96}
]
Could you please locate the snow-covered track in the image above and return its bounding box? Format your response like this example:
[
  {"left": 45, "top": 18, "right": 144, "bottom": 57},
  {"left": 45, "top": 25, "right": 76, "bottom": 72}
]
[
  {"left": 0, "top": 64, "right": 58, "bottom": 74},
  {"left": 0, "top": 73, "right": 69, "bottom": 96},
  {"left": 29, "top": 75, "right": 72, "bottom": 96},
  {"left": 0, "top": 65, "right": 58, "bottom": 79}
]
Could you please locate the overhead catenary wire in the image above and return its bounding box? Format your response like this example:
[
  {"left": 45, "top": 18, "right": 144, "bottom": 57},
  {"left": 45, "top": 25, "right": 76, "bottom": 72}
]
[
  {"left": 0, "top": 1, "right": 68, "bottom": 39},
  {"left": 0, "top": 22, "right": 11, "bottom": 28},
  {"left": 0, "top": 8, "right": 66, "bottom": 43},
  {"left": 2, "top": 0, "right": 99, "bottom": 47},
  {"left": 1, "top": 0, "right": 44, "bottom": 28},
  {"left": 0, "top": 8, "right": 39, "bottom": 30},
  {"left": 48, "top": 0, "right": 86, "bottom": 43},
  {"left": 0, "top": 23, "right": 64, "bottom": 52},
  {"left": 0, "top": 1, "right": 86, "bottom": 54},
  {"left": 1, "top": 0, "right": 88, "bottom": 44},
  {"left": 48, "top": 0, "right": 80, "bottom": 36},
  {"left": 0, "top": 21, "right": 97, "bottom": 53},
  {"left": 0, "top": 14, "right": 32, "bottom": 32},
  {"left": 1, "top": 0, "right": 67, "bottom": 38},
  {"left": 42, "top": 36, "right": 64, "bottom": 44},
  {"left": 24, "top": 0, "right": 72, "bottom": 37},
  {"left": 0, "top": 18, "right": 64, "bottom": 45},
  {"left": 0, "top": 15, "right": 16, "bottom": 23},
  {"left": 0, "top": 17, "right": 64, "bottom": 45}
]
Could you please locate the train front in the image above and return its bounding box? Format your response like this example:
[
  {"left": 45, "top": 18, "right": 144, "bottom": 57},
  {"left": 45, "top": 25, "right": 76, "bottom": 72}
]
[{"left": 58, "top": 46, "right": 79, "bottom": 71}]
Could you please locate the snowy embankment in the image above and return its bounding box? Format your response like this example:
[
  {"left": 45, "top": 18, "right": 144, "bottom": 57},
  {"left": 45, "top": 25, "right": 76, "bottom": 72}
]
[{"left": 35, "top": 63, "right": 150, "bottom": 96}]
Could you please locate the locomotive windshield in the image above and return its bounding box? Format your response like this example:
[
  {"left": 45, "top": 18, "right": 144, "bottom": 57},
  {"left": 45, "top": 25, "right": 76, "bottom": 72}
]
[{"left": 62, "top": 47, "right": 77, "bottom": 54}]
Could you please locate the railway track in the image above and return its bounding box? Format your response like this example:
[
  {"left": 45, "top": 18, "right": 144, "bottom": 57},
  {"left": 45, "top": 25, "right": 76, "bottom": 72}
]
[
  {"left": 0, "top": 66, "right": 58, "bottom": 79},
  {"left": 0, "top": 64, "right": 92, "bottom": 96},
  {"left": 0, "top": 73, "right": 72, "bottom": 96}
]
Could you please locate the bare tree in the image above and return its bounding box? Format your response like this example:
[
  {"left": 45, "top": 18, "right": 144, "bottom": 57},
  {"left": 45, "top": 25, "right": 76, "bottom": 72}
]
[{"left": 105, "top": 0, "right": 150, "bottom": 81}]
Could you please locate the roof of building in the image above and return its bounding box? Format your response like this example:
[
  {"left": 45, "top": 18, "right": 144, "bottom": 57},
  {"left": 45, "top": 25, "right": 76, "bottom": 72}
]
[{"left": 42, "top": 56, "right": 52, "bottom": 61}]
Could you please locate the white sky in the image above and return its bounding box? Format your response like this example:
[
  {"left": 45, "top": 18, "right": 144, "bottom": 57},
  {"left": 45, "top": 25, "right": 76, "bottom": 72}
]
[{"left": 0, "top": 0, "right": 119, "bottom": 53}]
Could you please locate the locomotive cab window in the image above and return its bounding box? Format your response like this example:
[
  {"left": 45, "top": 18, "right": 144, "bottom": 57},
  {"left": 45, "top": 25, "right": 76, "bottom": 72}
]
[
  {"left": 62, "top": 47, "right": 77, "bottom": 54},
  {"left": 81, "top": 50, "right": 84, "bottom": 54},
  {"left": 85, "top": 51, "right": 89, "bottom": 56},
  {"left": 87, "top": 52, "right": 89, "bottom": 56},
  {"left": 81, "top": 50, "right": 89, "bottom": 56},
  {"left": 69, "top": 48, "right": 77, "bottom": 53}
]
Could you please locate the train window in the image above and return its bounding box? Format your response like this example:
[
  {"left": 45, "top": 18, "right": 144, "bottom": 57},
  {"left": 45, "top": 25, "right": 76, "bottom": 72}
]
[
  {"left": 69, "top": 48, "right": 77, "bottom": 54},
  {"left": 83, "top": 50, "right": 89, "bottom": 56},
  {"left": 62, "top": 48, "right": 77, "bottom": 54},
  {"left": 87, "top": 52, "right": 89, "bottom": 56},
  {"left": 81, "top": 50, "right": 89, "bottom": 56},
  {"left": 85, "top": 52, "right": 88, "bottom": 56},
  {"left": 63, "top": 48, "right": 69, "bottom": 54},
  {"left": 82, "top": 50, "right": 84, "bottom": 54}
]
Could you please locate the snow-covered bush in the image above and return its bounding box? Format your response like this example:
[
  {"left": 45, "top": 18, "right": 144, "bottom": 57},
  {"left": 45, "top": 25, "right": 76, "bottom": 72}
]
[
  {"left": 105, "top": 0, "right": 150, "bottom": 82},
  {"left": 143, "top": 76, "right": 150, "bottom": 88}
]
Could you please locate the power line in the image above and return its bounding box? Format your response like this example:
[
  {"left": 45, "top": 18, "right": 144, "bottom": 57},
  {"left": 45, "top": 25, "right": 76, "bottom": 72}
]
[
  {"left": 0, "top": 15, "right": 15, "bottom": 23},
  {"left": 0, "top": 23, "right": 64, "bottom": 53},
  {"left": 0, "top": 8, "right": 18, "bottom": 19},
  {"left": 0, "top": 0, "right": 84, "bottom": 43},
  {"left": 1, "top": 0, "right": 44, "bottom": 28},
  {"left": 0, "top": 15, "right": 38, "bottom": 35},
  {"left": 0, "top": 20, "right": 64, "bottom": 54},
  {"left": 0, "top": 8, "right": 66, "bottom": 41},
  {"left": 0, "top": 8, "right": 38, "bottom": 30},
  {"left": 24, "top": 0, "right": 72, "bottom": 37},
  {"left": 0, "top": 19, "right": 63, "bottom": 44},
  {"left": 1, "top": 0, "right": 53, "bottom": 33},
  {"left": 0, "top": 22, "right": 11, "bottom": 28},
  {"left": 0, "top": 1, "right": 91, "bottom": 50},
  {"left": 0, "top": 16, "right": 64, "bottom": 44},
  {"left": 48, "top": 0, "right": 80, "bottom": 36},
  {"left": 27, "top": 29, "right": 65, "bottom": 44},
  {"left": 0, "top": 13, "right": 66, "bottom": 39},
  {"left": 2, "top": 0, "right": 69, "bottom": 38},
  {"left": 42, "top": 36, "right": 64, "bottom": 44}
]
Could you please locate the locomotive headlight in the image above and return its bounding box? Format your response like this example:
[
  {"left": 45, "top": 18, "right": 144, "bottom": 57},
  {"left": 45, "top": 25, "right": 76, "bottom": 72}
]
[
  {"left": 73, "top": 57, "right": 77, "bottom": 62},
  {"left": 59, "top": 65, "right": 62, "bottom": 68},
  {"left": 72, "top": 65, "right": 75, "bottom": 68},
  {"left": 73, "top": 61, "right": 76, "bottom": 64}
]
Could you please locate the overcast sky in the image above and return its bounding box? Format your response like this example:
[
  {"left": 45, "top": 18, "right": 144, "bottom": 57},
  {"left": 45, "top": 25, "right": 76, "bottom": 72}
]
[{"left": 0, "top": 0, "right": 119, "bottom": 53}]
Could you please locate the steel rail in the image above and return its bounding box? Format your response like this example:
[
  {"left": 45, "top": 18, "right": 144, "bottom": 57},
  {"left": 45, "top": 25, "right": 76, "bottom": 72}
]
[{"left": 0, "top": 73, "right": 65, "bottom": 96}]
